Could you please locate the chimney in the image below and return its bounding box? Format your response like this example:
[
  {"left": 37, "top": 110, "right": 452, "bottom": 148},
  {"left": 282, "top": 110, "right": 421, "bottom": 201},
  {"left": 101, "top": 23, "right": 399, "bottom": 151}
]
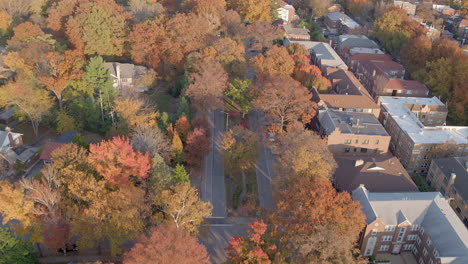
[
  {"left": 355, "top": 159, "right": 364, "bottom": 167},
  {"left": 7, "top": 131, "right": 15, "bottom": 148},
  {"left": 372, "top": 70, "right": 376, "bottom": 77},
  {"left": 5, "top": 126, "right": 11, "bottom": 132}
]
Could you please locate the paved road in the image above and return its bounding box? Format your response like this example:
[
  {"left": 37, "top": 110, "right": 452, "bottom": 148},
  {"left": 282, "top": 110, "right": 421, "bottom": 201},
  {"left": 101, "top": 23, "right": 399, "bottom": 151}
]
[
  {"left": 248, "top": 111, "right": 275, "bottom": 208},
  {"left": 200, "top": 217, "right": 251, "bottom": 264},
  {"left": 201, "top": 109, "right": 226, "bottom": 218}
]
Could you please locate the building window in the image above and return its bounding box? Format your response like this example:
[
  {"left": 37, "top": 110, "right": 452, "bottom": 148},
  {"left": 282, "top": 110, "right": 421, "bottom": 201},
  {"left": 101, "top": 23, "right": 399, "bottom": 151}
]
[
  {"left": 344, "top": 148, "right": 350, "bottom": 153},
  {"left": 433, "top": 249, "right": 439, "bottom": 257},
  {"left": 345, "top": 139, "right": 352, "bottom": 144},
  {"left": 426, "top": 239, "right": 432, "bottom": 248},
  {"left": 419, "top": 258, "right": 425, "bottom": 264},
  {"left": 416, "top": 236, "right": 421, "bottom": 245},
  {"left": 371, "top": 229, "right": 377, "bottom": 235},
  {"left": 355, "top": 139, "right": 359, "bottom": 144},
  {"left": 379, "top": 245, "right": 390, "bottom": 251},
  {"left": 365, "top": 249, "right": 372, "bottom": 256},
  {"left": 410, "top": 225, "right": 419, "bottom": 231},
  {"left": 384, "top": 225, "right": 396, "bottom": 232},
  {"left": 361, "top": 148, "right": 368, "bottom": 153},
  {"left": 382, "top": 235, "right": 393, "bottom": 242},
  {"left": 412, "top": 247, "right": 419, "bottom": 256},
  {"left": 363, "top": 139, "right": 369, "bottom": 144},
  {"left": 429, "top": 260, "right": 434, "bottom": 264},
  {"left": 423, "top": 247, "right": 428, "bottom": 257},
  {"left": 420, "top": 227, "right": 425, "bottom": 235},
  {"left": 403, "top": 244, "right": 414, "bottom": 250},
  {"left": 421, "top": 163, "right": 428, "bottom": 168},
  {"left": 374, "top": 149, "right": 379, "bottom": 153},
  {"left": 375, "top": 140, "right": 380, "bottom": 144},
  {"left": 407, "top": 234, "right": 417, "bottom": 241},
  {"left": 423, "top": 155, "right": 428, "bottom": 160}
]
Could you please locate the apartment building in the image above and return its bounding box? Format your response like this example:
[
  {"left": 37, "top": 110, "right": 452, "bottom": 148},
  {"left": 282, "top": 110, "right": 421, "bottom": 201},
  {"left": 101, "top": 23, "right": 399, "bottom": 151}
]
[
  {"left": 378, "top": 97, "right": 468, "bottom": 175},
  {"left": 318, "top": 109, "right": 390, "bottom": 155},
  {"left": 347, "top": 53, "right": 393, "bottom": 73},
  {"left": 282, "top": 24, "right": 310, "bottom": 40},
  {"left": 427, "top": 156, "right": 468, "bottom": 228},
  {"left": 319, "top": 68, "right": 380, "bottom": 117},
  {"left": 353, "top": 186, "right": 468, "bottom": 264},
  {"left": 284, "top": 40, "right": 348, "bottom": 71},
  {"left": 334, "top": 35, "right": 381, "bottom": 61},
  {"left": 325, "top": 12, "right": 366, "bottom": 35}
]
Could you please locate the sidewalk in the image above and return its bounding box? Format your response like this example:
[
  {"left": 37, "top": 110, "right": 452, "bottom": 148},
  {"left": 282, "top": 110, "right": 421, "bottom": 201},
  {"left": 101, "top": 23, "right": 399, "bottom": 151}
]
[{"left": 39, "top": 255, "right": 121, "bottom": 263}]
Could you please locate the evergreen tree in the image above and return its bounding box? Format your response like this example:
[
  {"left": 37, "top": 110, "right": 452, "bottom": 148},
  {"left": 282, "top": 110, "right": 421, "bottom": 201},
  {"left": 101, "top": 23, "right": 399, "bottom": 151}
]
[
  {"left": 173, "top": 164, "right": 190, "bottom": 183},
  {"left": 0, "top": 228, "right": 37, "bottom": 264}
]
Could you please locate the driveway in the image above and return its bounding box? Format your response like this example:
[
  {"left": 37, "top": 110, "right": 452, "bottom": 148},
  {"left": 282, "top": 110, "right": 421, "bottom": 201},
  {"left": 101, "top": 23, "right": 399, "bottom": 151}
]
[
  {"left": 248, "top": 110, "right": 275, "bottom": 208},
  {"left": 201, "top": 110, "right": 227, "bottom": 218}
]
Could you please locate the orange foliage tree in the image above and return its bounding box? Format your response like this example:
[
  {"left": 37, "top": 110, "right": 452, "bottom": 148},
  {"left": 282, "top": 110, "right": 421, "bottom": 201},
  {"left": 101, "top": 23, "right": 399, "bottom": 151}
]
[
  {"left": 185, "top": 128, "right": 211, "bottom": 168},
  {"left": 123, "top": 225, "right": 210, "bottom": 264},
  {"left": 175, "top": 115, "right": 191, "bottom": 142},
  {"left": 250, "top": 45, "right": 295, "bottom": 75},
  {"left": 88, "top": 137, "right": 151, "bottom": 185}
]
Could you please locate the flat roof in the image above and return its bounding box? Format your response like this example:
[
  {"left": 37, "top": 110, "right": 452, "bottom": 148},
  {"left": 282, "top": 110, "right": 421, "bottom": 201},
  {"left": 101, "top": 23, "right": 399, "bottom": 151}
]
[
  {"left": 286, "top": 40, "right": 348, "bottom": 69},
  {"left": 379, "top": 96, "right": 468, "bottom": 144},
  {"left": 327, "top": 12, "right": 361, "bottom": 28},
  {"left": 283, "top": 24, "right": 309, "bottom": 35},
  {"left": 319, "top": 109, "right": 389, "bottom": 136}
]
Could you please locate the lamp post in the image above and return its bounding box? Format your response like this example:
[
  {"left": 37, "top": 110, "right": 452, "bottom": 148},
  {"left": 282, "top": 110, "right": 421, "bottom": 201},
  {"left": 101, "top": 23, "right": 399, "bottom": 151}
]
[{"left": 221, "top": 110, "right": 229, "bottom": 131}]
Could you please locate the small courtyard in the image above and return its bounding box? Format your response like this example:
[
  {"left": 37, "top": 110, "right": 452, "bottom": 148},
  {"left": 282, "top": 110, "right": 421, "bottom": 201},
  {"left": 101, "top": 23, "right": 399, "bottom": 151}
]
[{"left": 376, "top": 253, "right": 418, "bottom": 264}]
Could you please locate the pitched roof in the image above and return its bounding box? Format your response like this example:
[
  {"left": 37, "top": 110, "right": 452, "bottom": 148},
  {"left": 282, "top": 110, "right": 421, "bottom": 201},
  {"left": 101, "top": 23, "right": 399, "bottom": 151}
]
[
  {"left": 361, "top": 60, "right": 405, "bottom": 77},
  {"left": 353, "top": 186, "right": 468, "bottom": 263},
  {"left": 319, "top": 109, "right": 389, "bottom": 136},
  {"left": 349, "top": 53, "right": 393, "bottom": 63},
  {"left": 431, "top": 156, "right": 468, "bottom": 203},
  {"left": 334, "top": 154, "right": 418, "bottom": 192},
  {"left": 0, "top": 130, "right": 22, "bottom": 148},
  {"left": 39, "top": 142, "right": 66, "bottom": 161},
  {"left": 325, "top": 68, "right": 371, "bottom": 96},
  {"left": 384, "top": 79, "right": 429, "bottom": 92},
  {"left": 286, "top": 40, "right": 348, "bottom": 69},
  {"left": 338, "top": 35, "right": 379, "bottom": 48}
]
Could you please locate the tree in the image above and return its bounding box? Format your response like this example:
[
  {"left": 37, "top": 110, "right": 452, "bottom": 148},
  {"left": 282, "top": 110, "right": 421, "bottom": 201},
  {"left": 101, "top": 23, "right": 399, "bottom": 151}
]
[
  {"left": 48, "top": 0, "right": 131, "bottom": 56},
  {"left": 171, "top": 131, "right": 184, "bottom": 163},
  {"left": 0, "top": 77, "right": 53, "bottom": 137},
  {"left": 130, "top": 21, "right": 167, "bottom": 70},
  {"left": 226, "top": 220, "right": 280, "bottom": 263},
  {"left": 114, "top": 98, "right": 158, "bottom": 132},
  {"left": 186, "top": 59, "right": 228, "bottom": 111},
  {"left": 203, "top": 37, "right": 247, "bottom": 78},
  {"left": 246, "top": 21, "right": 281, "bottom": 51},
  {"left": 269, "top": 177, "right": 365, "bottom": 263},
  {"left": 7, "top": 22, "right": 48, "bottom": 49},
  {"left": 275, "top": 122, "right": 336, "bottom": 181},
  {"left": 0, "top": 227, "right": 37, "bottom": 264},
  {"left": 373, "top": 8, "right": 413, "bottom": 54},
  {"left": 345, "top": 0, "right": 374, "bottom": 18},
  {"left": 305, "top": 0, "right": 333, "bottom": 18},
  {"left": 185, "top": 128, "right": 211, "bottom": 168},
  {"left": 225, "top": 78, "right": 253, "bottom": 117},
  {"left": 220, "top": 10, "right": 246, "bottom": 41},
  {"left": 222, "top": 126, "right": 258, "bottom": 207},
  {"left": 250, "top": 45, "right": 295, "bottom": 75},
  {"left": 131, "top": 125, "right": 172, "bottom": 159},
  {"left": 286, "top": 43, "right": 309, "bottom": 56},
  {"left": 56, "top": 111, "right": 80, "bottom": 134},
  {"left": 228, "top": 0, "right": 272, "bottom": 23},
  {"left": 173, "top": 164, "right": 190, "bottom": 183},
  {"left": 129, "top": 0, "right": 165, "bottom": 23},
  {"left": 175, "top": 115, "right": 191, "bottom": 142},
  {"left": 123, "top": 225, "right": 210, "bottom": 264},
  {"left": 88, "top": 136, "right": 151, "bottom": 185},
  {"left": 0, "top": 181, "right": 34, "bottom": 228},
  {"left": 400, "top": 36, "right": 432, "bottom": 73},
  {"left": 159, "top": 182, "right": 212, "bottom": 234},
  {"left": 293, "top": 62, "right": 330, "bottom": 90},
  {"left": 252, "top": 74, "right": 316, "bottom": 133}
]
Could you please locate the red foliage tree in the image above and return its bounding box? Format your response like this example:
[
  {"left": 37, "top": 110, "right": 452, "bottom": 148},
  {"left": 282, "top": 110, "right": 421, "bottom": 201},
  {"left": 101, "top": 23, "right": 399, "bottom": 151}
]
[
  {"left": 185, "top": 128, "right": 211, "bottom": 168},
  {"left": 88, "top": 137, "right": 151, "bottom": 185},
  {"left": 226, "top": 220, "right": 280, "bottom": 263},
  {"left": 123, "top": 225, "right": 210, "bottom": 264}
]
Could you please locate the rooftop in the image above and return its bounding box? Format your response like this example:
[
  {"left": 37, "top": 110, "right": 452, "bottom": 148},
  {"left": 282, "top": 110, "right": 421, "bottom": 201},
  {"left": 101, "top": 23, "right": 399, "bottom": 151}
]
[
  {"left": 361, "top": 60, "right": 405, "bottom": 77},
  {"left": 286, "top": 40, "right": 348, "bottom": 69},
  {"left": 431, "top": 156, "right": 468, "bottom": 202},
  {"left": 349, "top": 53, "right": 393, "bottom": 63},
  {"left": 384, "top": 79, "right": 429, "bottom": 92},
  {"left": 283, "top": 24, "right": 310, "bottom": 36},
  {"left": 379, "top": 97, "right": 468, "bottom": 144},
  {"left": 39, "top": 142, "right": 66, "bottom": 161},
  {"left": 353, "top": 186, "right": 468, "bottom": 264},
  {"left": 334, "top": 154, "right": 418, "bottom": 192},
  {"left": 326, "top": 68, "right": 371, "bottom": 96},
  {"left": 349, "top": 47, "right": 384, "bottom": 55},
  {"left": 338, "top": 35, "right": 379, "bottom": 49},
  {"left": 319, "top": 94, "right": 379, "bottom": 110},
  {"left": 327, "top": 12, "right": 361, "bottom": 28},
  {"left": 319, "top": 109, "right": 389, "bottom": 136}
]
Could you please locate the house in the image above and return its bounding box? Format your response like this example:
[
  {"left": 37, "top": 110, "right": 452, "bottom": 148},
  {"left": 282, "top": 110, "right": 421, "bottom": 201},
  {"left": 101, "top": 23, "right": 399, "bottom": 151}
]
[
  {"left": 284, "top": 40, "right": 348, "bottom": 71},
  {"left": 347, "top": 53, "right": 393, "bottom": 73},
  {"left": 334, "top": 35, "right": 381, "bottom": 63},
  {"left": 394, "top": 1, "right": 417, "bottom": 16},
  {"left": 105, "top": 62, "right": 153, "bottom": 93},
  {"left": 318, "top": 109, "right": 391, "bottom": 155},
  {"left": 0, "top": 127, "right": 23, "bottom": 148},
  {"left": 378, "top": 96, "right": 468, "bottom": 175},
  {"left": 319, "top": 68, "right": 380, "bottom": 117},
  {"left": 282, "top": 25, "right": 310, "bottom": 40},
  {"left": 334, "top": 154, "right": 418, "bottom": 192},
  {"left": 324, "top": 12, "right": 366, "bottom": 35},
  {"left": 276, "top": 0, "right": 297, "bottom": 24},
  {"left": 39, "top": 131, "right": 81, "bottom": 164},
  {"left": 373, "top": 79, "right": 430, "bottom": 99},
  {"left": 352, "top": 185, "right": 468, "bottom": 263},
  {"left": 432, "top": 4, "right": 456, "bottom": 16},
  {"left": 0, "top": 128, "right": 38, "bottom": 175},
  {"left": 426, "top": 156, "right": 468, "bottom": 228}
]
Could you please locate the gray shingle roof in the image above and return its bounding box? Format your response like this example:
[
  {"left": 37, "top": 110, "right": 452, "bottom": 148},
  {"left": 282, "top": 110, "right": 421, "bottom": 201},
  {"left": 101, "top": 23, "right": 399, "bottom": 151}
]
[
  {"left": 432, "top": 156, "right": 468, "bottom": 203},
  {"left": 319, "top": 109, "right": 389, "bottom": 136}
]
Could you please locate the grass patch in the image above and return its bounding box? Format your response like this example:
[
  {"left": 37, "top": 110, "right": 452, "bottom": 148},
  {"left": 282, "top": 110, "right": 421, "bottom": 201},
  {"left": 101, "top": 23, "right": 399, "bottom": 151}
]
[{"left": 411, "top": 174, "right": 435, "bottom": 192}]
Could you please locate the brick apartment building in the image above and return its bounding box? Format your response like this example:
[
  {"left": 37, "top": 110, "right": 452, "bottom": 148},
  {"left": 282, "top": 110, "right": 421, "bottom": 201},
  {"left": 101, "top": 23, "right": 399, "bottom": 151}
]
[
  {"left": 284, "top": 40, "right": 348, "bottom": 71},
  {"left": 282, "top": 24, "right": 310, "bottom": 40},
  {"left": 353, "top": 185, "right": 468, "bottom": 264},
  {"left": 319, "top": 68, "right": 380, "bottom": 117},
  {"left": 427, "top": 156, "right": 468, "bottom": 228},
  {"left": 378, "top": 96, "right": 468, "bottom": 175},
  {"left": 325, "top": 12, "right": 366, "bottom": 35},
  {"left": 334, "top": 35, "right": 381, "bottom": 61},
  {"left": 347, "top": 53, "right": 393, "bottom": 73},
  {"left": 318, "top": 109, "right": 390, "bottom": 155}
]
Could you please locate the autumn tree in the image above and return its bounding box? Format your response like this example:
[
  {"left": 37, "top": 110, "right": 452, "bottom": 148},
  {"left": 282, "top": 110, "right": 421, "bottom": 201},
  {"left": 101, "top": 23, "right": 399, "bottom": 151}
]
[
  {"left": 186, "top": 59, "right": 228, "bottom": 111},
  {"left": 250, "top": 45, "right": 295, "bottom": 75},
  {"left": 304, "top": 0, "right": 333, "bottom": 18},
  {"left": 400, "top": 35, "right": 432, "bottom": 74},
  {"left": 159, "top": 182, "right": 212, "bottom": 234},
  {"left": 0, "top": 181, "right": 34, "bottom": 230},
  {"left": 130, "top": 21, "right": 167, "bottom": 70},
  {"left": 202, "top": 37, "right": 247, "bottom": 78},
  {"left": 129, "top": 0, "right": 165, "bottom": 23},
  {"left": 222, "top": 126, "right": 258, "bottom": 207},
  {"left": 293, "top": 60, "right": 331, "bottom": 91},
  {"left": 38, "top": 50, "right": 85, "bottom": 110},
  {"left": 88, "top": 136, "right": 151, "bottom": 185},
  {"left": 225, "top": 78, "right": 253, "bottom": 117},
  {"left": 373, "top": 8, "right": 414, "bottom": 55},
  {"left": 175, "top": 115, "right": 191, "bottom": 142},
  {"left": 226, "top": 220, "right": 280, "bottom": 263},
  {"left": 345, "top": 0, "right": 374, "bottom": 18},
  {"left": 171, "top": 131, "right": 184, "bottom": 163},
  {"left": 47, "top": 0, "right": 131, "bottom": 56},
  {"left": 275, "top": 122, "right": 336, "bottom": 181},
  {"left": 228, "top": 0, "right": 272, "bottom": 23},
  {"left": 7, "top": 22, "right": 50, "bottom": 50},
  {"left": 269, "top": 177, "right": 365, "bottom": 263},
  {"left": 0, "top": 227, "right": 37, "bottom": 264},
  {"left": 220, "top": 10, "right": 246, "bottom": 41},
  {"left": 252, "top": 74, "right": 316, "bottom": 133},
  {"left": 0, "top": 77, "right": 53, "bottom": 137},
  {"left": 173, "top": 164, "right": 190, "bottom": 183},
  {"left": 114, "top": 98, "right": 158, "bottom": 132},
  {"left": 123, "top": 225, "right": 210, "bottom": 264},
  {"left": 131, "top": 125, "right": 172, "bottom": 159},
  {"left": 185, "top": 127, "right": 211, "bottom": 168},
  {"left": 246, "top": 21, "right": 281, "bottom": 51},
  {"left": 286, "top": 43, "right": 309, "bottom": 56}
]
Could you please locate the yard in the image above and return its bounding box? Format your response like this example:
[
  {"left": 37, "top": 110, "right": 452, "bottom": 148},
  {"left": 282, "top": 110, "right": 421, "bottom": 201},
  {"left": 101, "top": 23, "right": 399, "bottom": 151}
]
[{"left": 12, "top": 122, "right": 57, "bottom": 145}]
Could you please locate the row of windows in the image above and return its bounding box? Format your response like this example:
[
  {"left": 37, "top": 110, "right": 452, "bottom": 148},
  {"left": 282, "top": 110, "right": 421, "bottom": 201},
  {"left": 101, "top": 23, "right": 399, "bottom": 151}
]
[
  {"left": 344, "top": 139, "right": 379, "bottom": 144},
  {"left": 344, "top": 147, "right": 378, "bottom": 153}
]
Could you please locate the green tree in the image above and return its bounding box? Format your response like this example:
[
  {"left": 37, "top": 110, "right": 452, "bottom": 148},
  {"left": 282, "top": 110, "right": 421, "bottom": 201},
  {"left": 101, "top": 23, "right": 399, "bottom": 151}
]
[
  {"left": 0, "top": 227, "right": 37, "bottom": 264},
  {"left": 56, "top": 111, "right": 79, "bottom": 134},
  {"left": 225, "top": 78, "right": 252, "bottom": 118},
  {"left": 173, "top": 164, "right": 190, "bottom": 183},
  {"left": 177, "top": 96, "right": 191, "bottom": 120}
]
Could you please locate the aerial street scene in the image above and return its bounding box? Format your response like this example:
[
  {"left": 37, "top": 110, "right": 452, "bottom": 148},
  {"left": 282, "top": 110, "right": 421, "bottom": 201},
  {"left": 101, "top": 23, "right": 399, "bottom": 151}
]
[{"left": 0, "top": 0, "right": 467, "bottom": 263}]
